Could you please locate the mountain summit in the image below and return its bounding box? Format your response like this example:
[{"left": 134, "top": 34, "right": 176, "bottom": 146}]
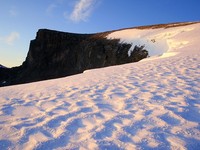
[
  {"left": 0, "top": 28, "right": 149, "bottom": 86},
  {"left": 0, "top": 21, "right": 198, "bottom": 86}
]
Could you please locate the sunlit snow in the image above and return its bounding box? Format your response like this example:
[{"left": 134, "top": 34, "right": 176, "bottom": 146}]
[{"left": 0, "top": 23, "right": 200, "bottom": 149}]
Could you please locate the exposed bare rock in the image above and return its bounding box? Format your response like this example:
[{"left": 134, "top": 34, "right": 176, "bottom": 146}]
[{"left": 0, "top": 29, "right": 148, "bottom": 86}]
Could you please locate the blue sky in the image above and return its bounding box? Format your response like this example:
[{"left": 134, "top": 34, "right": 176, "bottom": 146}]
[{"left": 0, "top": 0, "right": 200, "bottom": 67}]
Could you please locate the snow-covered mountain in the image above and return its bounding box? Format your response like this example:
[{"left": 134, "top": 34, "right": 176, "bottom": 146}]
[{"left": 0, "top": 22, "right": 200, "bottom": 149}]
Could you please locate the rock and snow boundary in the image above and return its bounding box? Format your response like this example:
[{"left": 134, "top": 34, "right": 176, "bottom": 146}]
[
  {"left": 107, "top": 22, "right": 198, "bottom": 58},
  {"left": 0, "top": 22, "right": 200, "bottom": 149}
]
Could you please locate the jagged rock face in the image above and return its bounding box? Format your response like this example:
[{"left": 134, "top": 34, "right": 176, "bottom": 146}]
[{"left": 0, "top": 29, "right": 148, "bottom": 86}]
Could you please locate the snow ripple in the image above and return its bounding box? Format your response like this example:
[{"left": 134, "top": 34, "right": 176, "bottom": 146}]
[
  {"left": 0, "top": 52, "right": 200, "bottom": 149},
  {"left": 0, "top": 23, "right": 200, "bottom": 149}
]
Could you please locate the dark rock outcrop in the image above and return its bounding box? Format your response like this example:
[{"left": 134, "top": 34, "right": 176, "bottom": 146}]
[{"left": 0, "top": 29, "right": 148, "bottom": 86}]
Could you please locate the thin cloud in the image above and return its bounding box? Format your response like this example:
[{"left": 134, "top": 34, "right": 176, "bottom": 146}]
[
  {"left": 0, "top": 32, "right": 20, "bottom": 45},
  {"left": 46, "top": 0, "right": 65, "bottom": 15},
  {"left": 63, "top": 11, "right": 69, "bottom": 20},
  {"left": 70, "top": 0, "right": 97, "bottom": 22},
  {"left": 9, "top": 7, "right": 18, "bottom": 17},
  {"left": 46, "top": 4, "right": 57, "bottom": 14}
]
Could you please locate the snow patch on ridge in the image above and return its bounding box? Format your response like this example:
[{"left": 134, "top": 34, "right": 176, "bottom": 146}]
[{"left": 107, "top": 24, "right": 196, "bottom": 58}]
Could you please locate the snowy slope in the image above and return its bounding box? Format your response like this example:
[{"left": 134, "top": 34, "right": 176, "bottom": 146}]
[
  {"left": 107, "top": 22, "right": 198, "bottom": 58},
  {"left": 0, "top": 22, "right": 200, "bottom": 150}
]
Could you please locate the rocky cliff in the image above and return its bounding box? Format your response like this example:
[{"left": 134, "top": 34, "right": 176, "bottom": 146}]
[{"left": 0, "top": 29, "right": 148, "bottom": 86}]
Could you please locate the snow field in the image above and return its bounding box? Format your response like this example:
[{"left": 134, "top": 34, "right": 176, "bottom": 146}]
[{"left": 0, "top": 22, "right": 200, "bottom": 149}]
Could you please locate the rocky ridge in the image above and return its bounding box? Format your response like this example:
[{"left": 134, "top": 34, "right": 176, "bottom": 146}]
[
  {"left": 0, "top": 29, "right": 148, "bottom": 86},
  {"left": 3, "top": 22, "right": 196, "bottom": 86}
]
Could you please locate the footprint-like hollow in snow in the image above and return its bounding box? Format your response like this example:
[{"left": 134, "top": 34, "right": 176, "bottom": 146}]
[
  {"left": 96, "top": 103, "right": 112, "bottom": 110},
  {"left": 159, "top": 113, "right": 181, "bottom": 126},
  {"left": 1, "top": 105, "right": 15, "bottom": 115}
]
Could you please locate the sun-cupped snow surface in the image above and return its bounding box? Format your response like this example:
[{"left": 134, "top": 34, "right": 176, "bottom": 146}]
[{"left": 0, "top": 23, "right": 200, "bottom": 150}]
